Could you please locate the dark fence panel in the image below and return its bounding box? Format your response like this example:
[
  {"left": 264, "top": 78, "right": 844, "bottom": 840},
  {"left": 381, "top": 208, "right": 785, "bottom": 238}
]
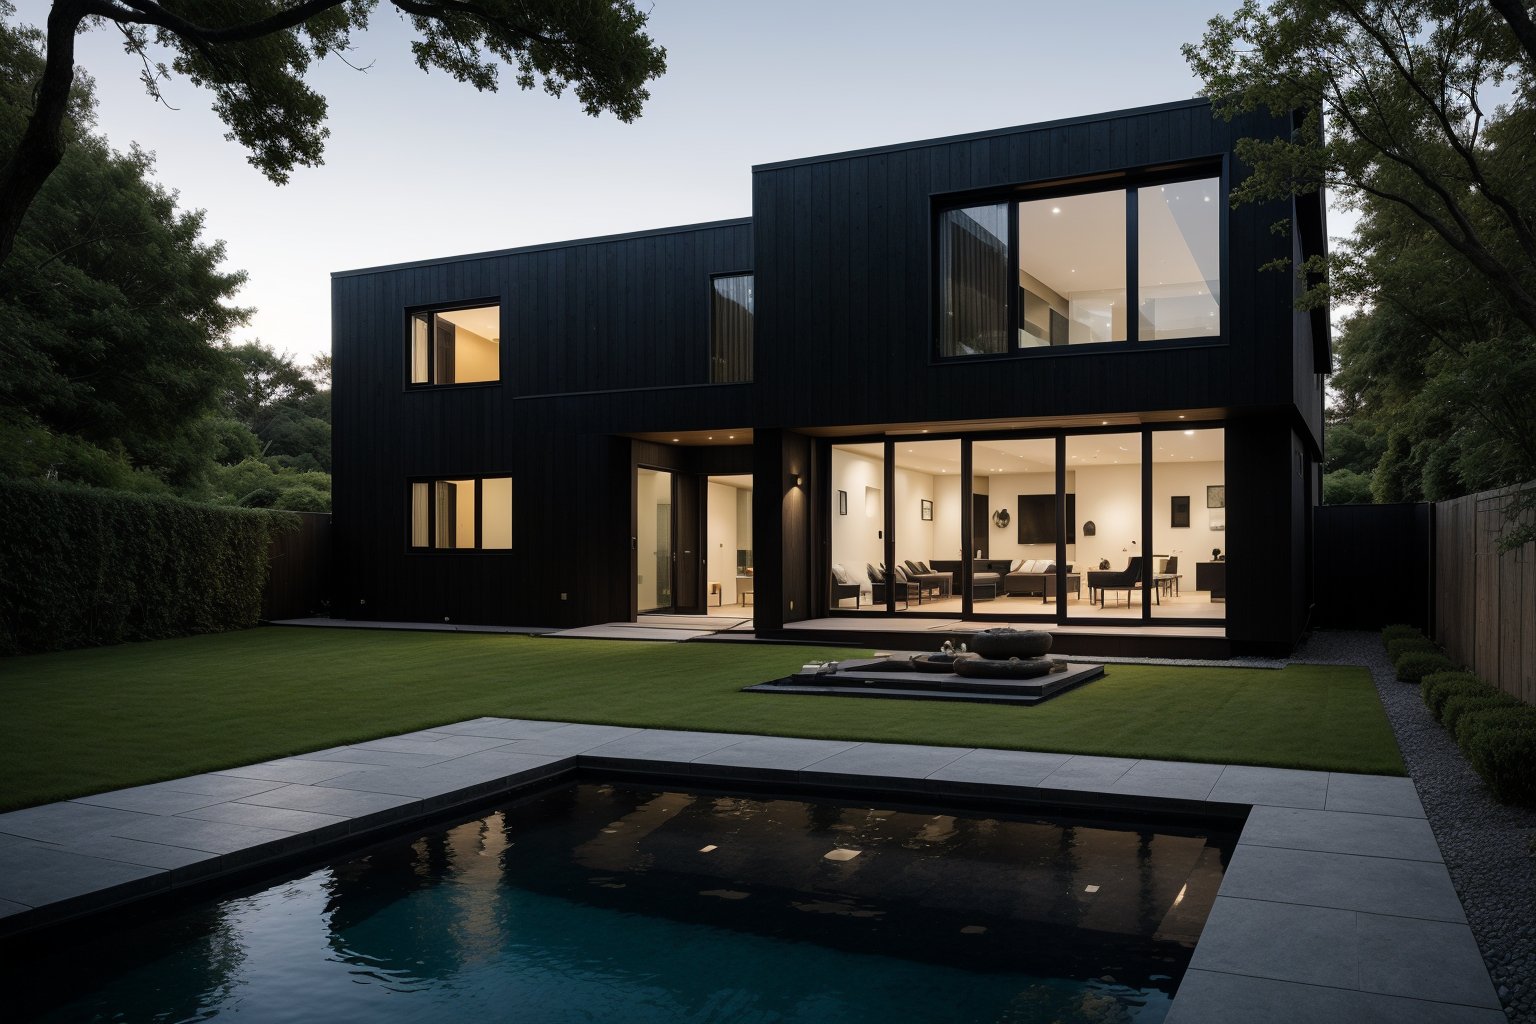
[
  {"left": 262, "top": 512, "right": 333, "bottom": 620},
  {"left": 1434, "top": 484, "right": 1534, "bottom": 705},
  {"left": 1314, "top": 503, "right": 1431, "bottom": 630}
]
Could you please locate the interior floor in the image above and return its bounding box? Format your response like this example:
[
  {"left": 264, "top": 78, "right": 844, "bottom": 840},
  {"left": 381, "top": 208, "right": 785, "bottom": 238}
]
[{"left": 833, "top": 587, "right": 1225, "bottom": 620}]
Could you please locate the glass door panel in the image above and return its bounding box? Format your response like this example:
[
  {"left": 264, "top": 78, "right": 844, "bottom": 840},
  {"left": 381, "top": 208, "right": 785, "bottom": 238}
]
[
  {"left": 1066, "top": 433, "right": 1144, "bottom": 619},
  {"left": 893, "top": 439, "right": 963, "bottom": 613},
  {"left": 972, "top": 437, "right": 1063, "bottom": 613},
  {"left": 636, "top": 468, "right": 673, "bottom": 613},
  {"left": 1152, "top": 427, "right": 1225, "bottom": 619},
  {"left": 830, "top": 443, "right": 886, "bottom": 612}
]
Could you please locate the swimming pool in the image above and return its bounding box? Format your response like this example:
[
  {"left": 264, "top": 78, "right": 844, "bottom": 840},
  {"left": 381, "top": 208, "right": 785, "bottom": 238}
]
[{"left": 9, "top": 781, "right": 1237, "bottom": 1022}]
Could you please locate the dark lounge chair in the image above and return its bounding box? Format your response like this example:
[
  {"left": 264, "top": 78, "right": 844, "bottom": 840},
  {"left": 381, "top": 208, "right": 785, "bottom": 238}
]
[
  {"left": 1155, "top": 556, "right": 1181, "bottom": 597},
  {"left": 1087, "top": 556, "right": 1157, "bottom": 606},
  {"left": 830, "top": 563, "right": 862, "bottom": 607},
  {"left": 868, "top": 563, "right": 917, "bottom": 608}
]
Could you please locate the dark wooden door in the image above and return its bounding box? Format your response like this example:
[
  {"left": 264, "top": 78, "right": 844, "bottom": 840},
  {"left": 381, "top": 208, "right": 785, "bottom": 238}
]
[{"left": 674, "top": 474, "right": 703, "bottom": 613}]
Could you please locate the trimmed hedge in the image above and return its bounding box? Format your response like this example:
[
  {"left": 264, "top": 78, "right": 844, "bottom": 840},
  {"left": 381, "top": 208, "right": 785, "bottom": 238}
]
[
  {"left": 1420, "top": 671, "right": 1488, "bottom": 721},
  {"left": 1386, "top": 636, "right": 1439, "bottom": 661},
  {"left": 1462, "top": 715, "right": 1536, "bottom": 806},
  {"left": 1381, "top": 623, "right": 1425, "bottom": 643},
  {"left": 1454, "top": 701, "right": 1530, "bottom": 749},
  {"left": 1442, "top": 691, "right": 1519, "bottom": 734},
  {"left": 0, "top": 479, "right": 295, "bottom": 654},
  {"left": 1394, "top": 649, "right": 1456, "bottom": 683}
]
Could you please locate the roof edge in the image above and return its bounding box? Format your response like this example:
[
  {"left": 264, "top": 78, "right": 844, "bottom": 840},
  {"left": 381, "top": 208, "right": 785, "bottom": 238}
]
[
  {"left": 751, "top": 97, "right": 1211, "bottom": 173},
  {"left": 332, "top": 216, "right": 753, "bottom": 279}
]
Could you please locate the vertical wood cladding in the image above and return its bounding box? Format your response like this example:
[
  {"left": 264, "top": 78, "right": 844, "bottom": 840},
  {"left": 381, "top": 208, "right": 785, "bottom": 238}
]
[
  {"left": 333, "top": 100, "right": 1325, "bottom": 649},
  {"left": 751, "top": 100, "right": 1305, "bottom": 431}
]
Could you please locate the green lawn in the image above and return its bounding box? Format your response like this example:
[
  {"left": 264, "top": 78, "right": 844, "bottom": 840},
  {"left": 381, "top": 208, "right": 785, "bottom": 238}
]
[{"left": 0, "top": 627, "right": 1403, "bottom": 810}]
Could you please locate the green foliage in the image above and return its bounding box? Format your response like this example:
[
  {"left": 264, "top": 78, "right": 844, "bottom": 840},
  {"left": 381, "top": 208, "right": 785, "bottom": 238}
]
[
  {"left": 1420, "top": 671, "right": 1487, "bottom": 721},
  {"left": 1453, "top": 698, "right": 1527, "bottom": 749},
  {"left": 1462, "top": 714, "right": 1536, "bottom": 806},
  {"left": 1323, "top": 468, "right": 1375, "bottom": 505},
  {"left": 0, "top": 478, "right": 294, "bottom": 654},
  {"left": 1386, "top": 636, "right": 1439, "bottom": 662},
  {"left": 1186, "top": 1, "right": 1536, "bottom": 546},
  {"left": 1441, "top": 691, "right": 1516, "bottom": 734},
  {"left": 1394, "top": 649, "right": 1456, "bottom": 684},
  {"left": 1381, "top": 623, "right": 1426, "bottom": 643}
]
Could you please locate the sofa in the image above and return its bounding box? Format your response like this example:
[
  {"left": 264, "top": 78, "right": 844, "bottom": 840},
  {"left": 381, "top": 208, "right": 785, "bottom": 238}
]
[{"left": 1003, "top": 559, "right": 1080, "bottom": 600}]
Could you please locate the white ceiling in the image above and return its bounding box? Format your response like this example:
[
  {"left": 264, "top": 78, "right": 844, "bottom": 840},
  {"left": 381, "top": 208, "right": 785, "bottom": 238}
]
[
  {"left": 711, "top": 474, "right": 753, "bottom": 490},
  {"left": 438, "top": 305, "right": 500, "bottom": 342},
  {"left": 836, "top": 428, "right": 1223, "bottom": 476}
]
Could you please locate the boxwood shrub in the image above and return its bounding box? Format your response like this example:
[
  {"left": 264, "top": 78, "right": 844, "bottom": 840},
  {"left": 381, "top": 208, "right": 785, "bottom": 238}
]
[
  {"left": 0, "top": 479, "right": 295, "bottom": 654},
  {"left": 1462, "top": 714, "right": 1536, "bottom": 806},
  {"left": 1454, "top": 701, "right": 1531, "bottom": 748},
  {"left": 1381, "top": 624, "right": 1425, "bottom": 644},
  {"left": 1421, "top": 671, "right": 1488, "bottom": 721},
  {"left": 1386, "top": 636, "right": 1440, "bottom": 661},
  {"left": 1442, "top": 691, "right": 1520, "bottom": 734},
  {"left": 1394, "top": 649, "right": 1456, "bottom": 684}
]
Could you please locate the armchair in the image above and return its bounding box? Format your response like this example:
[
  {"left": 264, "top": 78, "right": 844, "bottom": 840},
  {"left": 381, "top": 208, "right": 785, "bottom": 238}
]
[{"left": 1087, "top": 556, "right": 1157, "bottom": 607}]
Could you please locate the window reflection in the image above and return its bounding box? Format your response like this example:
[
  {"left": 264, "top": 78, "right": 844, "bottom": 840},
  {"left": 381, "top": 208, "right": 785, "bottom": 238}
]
[
  {"left": 1018, "top": 190, "right": 1126, "bottom": 346},
  {"left": 1138, "top": 179, "right": 1221, "bottom": 340}
]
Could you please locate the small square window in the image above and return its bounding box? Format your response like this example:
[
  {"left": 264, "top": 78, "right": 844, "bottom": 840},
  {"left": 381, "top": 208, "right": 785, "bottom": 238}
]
[
  {"left": 408, "top": 476, "right": 513, "bottom": 551},
  {"left": 409, "top": 304, "right": 500, "bottom": 385}
]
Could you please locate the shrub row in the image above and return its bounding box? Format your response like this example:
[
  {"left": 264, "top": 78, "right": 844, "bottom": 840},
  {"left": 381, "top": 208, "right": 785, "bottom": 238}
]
[
  {"left": 0, "top": 479, "right": 296, "bottom": 654},
  {"left": 1403, "top": 634, "right": 1536, "bottom": 808}
]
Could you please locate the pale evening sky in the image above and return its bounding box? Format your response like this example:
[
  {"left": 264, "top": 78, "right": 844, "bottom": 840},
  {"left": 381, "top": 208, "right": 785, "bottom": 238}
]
[{"left": 12, "top": 1, "right": 1350, "bottom": 363}]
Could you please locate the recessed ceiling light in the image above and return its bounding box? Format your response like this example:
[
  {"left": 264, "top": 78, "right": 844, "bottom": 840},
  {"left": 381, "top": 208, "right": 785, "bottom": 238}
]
[
  {"left": 1184, "top": 430, "right": 1194, "bottom": 436},
  {"left": 1052, "top": 206, "right": 1061, "bottom": 214}
]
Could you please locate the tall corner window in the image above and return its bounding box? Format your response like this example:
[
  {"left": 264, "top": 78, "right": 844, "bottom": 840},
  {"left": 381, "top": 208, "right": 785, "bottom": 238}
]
[
  {"left": 408, "top": 303, "right": 501, "bottom": 385},
  {"left": 938, "top": 203, "right": 1010, "bottom": 357},
  {"left": 409, "top": 476, "right": 513, "bottom": 551},
  {"left": 1138, "top": 178, "right": 1221, "bottom": 340},
  {"left": 710, "top": 273, "right": 753, "bottom": 383},
  {"left": 935, "top": 173, "right": 1221, "bottom": 358}
]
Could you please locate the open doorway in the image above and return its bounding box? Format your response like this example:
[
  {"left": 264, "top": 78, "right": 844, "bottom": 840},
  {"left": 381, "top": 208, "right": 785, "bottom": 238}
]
[{"left": 707, "top": 475, "right": 753, "bottom": 609}]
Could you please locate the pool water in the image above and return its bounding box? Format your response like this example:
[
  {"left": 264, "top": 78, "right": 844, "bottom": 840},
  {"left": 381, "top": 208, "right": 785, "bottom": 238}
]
[{"left": 9, "top": 782, "right": 1237, "bottom": 1023}]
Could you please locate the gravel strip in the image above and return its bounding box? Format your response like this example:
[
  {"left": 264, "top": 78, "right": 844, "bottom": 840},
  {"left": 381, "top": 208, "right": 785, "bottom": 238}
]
[{"left": 1290, "top": 629, "right": 1536, "bottom": 1023}]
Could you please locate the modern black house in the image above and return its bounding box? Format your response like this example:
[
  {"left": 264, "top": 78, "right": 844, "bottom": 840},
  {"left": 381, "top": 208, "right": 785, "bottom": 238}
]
[{"left": 332, "top": 98, "right": 1329, "bottom": 656}]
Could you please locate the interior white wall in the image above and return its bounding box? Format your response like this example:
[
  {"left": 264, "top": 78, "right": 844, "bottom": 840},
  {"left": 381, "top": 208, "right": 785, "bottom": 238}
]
[
  {"left": 893, "top": 464, "right": 936, "bottom": 566},
  {"left": 454, "top": 329, "right": 499, "bottom": 382},
  {"left": 707, "top": 481, "right": 739, "bottom": 605},
  {"left": 636, "top": 470, "right": 662, "bottom": 610},
  {"left": 981, "top": 471, "right": 1075, "bottom": 566},
  {"left": 736, "top": 487, "right": 753, "bottom": 569},
  {"left": 1072, "top": 463, "right": 1142, "bottom": 569},
  {"left": 831, "top": 448, "right": 885, "bottom": 585},
  {"left": 1152, "top": 460, "right": 1226, "bottom": 571},
  {"left": 933, "top": 475, "right": 964, "bottom": 562}
]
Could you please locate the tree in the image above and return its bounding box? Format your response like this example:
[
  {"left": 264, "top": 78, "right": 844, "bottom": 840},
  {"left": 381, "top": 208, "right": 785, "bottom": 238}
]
[
  {"left": 0, "top": 0, "right": 666, "bottom": 266},
  {"left": 1185, "top": 0, "right": 1536, "bottom": 543},
  {"left": 0, "top": 18, "right": 247, "bottom": 492}
]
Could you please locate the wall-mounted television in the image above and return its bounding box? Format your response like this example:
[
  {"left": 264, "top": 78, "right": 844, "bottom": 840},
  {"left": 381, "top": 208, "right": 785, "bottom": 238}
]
[{"left": 1016, "top": 493, "right": 1076, "bottom": 544}]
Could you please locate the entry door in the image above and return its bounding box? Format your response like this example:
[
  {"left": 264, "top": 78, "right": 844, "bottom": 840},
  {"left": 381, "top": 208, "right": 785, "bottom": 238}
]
[
  {"left": 673, "top": 474, "right": 703, "bottom": 613},
  {"left": 637, "top": 468, "right": 674, "bottom": 613}
]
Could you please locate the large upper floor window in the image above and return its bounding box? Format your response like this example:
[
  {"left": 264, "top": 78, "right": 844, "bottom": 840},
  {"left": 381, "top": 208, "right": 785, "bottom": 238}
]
[
  {"left": 409, "top": 476, "right": 512, "bottom": 550},
  {"left": 936, "top": 174, "right": 1221, "bottom": 358},
  {"left": 710, "top": 273, "right": 753, "bottom": 383},
  {"left": 409, "top": 303, "right": 500, "bottom": 385}
]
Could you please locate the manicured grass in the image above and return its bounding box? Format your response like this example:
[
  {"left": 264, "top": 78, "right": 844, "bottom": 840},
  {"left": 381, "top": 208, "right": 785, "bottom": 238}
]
[{"left": 0, "top": 627, "right": 1404, "bottom": 810}]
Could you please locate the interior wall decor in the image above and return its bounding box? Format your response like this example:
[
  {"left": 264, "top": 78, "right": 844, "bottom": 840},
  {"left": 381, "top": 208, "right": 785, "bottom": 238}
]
[
  {"left": 921, "top": 499, "right": 933, "bottom": 521},
  {"left": 1207, "top": 485, "right": 1226, "bottom": 508},
  {"left": 991, "top": 508, "right": 1010, "bottom": 529},
  {"left": 838, "top": 490, "right": 847, "bottom": 515},
  {"left": 1083, "top": 520, "right": 1096, "bottom": 537},
  {"left": 1171, "top": 495, "right": 1191, "bottom": 528}
]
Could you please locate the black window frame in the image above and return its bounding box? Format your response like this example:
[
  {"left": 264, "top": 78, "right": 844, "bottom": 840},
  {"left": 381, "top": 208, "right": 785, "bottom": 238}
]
[
  {"left": 708, "top": 271, "right": 755, "bottom": 384},
  {"left": 404, "top": 298, "right": 503, "bottom": 389},
  {"left": 406, "top": 474, "right": 514, "bottom": 553},
  {"left": 931, "top": 163, "right": 1228, "bottom": 362}
]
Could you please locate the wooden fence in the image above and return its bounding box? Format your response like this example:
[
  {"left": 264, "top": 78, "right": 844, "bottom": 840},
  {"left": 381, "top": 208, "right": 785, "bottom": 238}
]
[
  {"left": 1434, "top": 484, "right": 1535, "bottom": 705},
  {"left": 261, "top": 512, "right": 333, "bottom": 621}
]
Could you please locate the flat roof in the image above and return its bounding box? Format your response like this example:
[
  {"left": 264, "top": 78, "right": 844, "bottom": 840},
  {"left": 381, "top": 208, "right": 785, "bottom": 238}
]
[
  {"left": 751, "top": 97, "right": 1211, "bottom": 172},
  {"left": 332, "top": 216, "right": 752, "bottom": 279}
]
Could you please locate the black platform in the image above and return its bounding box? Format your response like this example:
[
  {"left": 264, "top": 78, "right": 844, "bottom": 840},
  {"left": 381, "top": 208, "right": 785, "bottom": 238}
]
[{"left": 743, "top": 656, "right": 1105, "bottom": 706}]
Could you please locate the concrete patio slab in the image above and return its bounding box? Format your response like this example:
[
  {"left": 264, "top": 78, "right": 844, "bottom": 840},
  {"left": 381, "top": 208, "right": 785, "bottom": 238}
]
[
  {"left": 799, "top": 742, "right": 974, "bottom": 783},
  {"left": 178, "top": 802, "right": 350, "bottom": 833},
  {"left": 1325, "top": 772, "right": 1426, "bottom": 818},
  {"left": 213, "top": 759, "right": 375, "bottom": 785},
  {"left": 490, "top": 724, "right": 647, "bottom": 756},
  {"left": 1206, "top": 765, "right": 1329, "bottom": 809},
  {"left": 106, "top": 816, "right": 297, "bottom": 856},
  {"left": 233, "top": 783, "right": 418, "bottom": 818},
  {"left": 924, "top": 747, "right": 1074, "bottom": 788},
  {"left": 129, "top": 775, "right": 291, "bottom": 801},
  {"left": 580, "top": 729, "right": 747, "bottom": 763},
  {"left": 1219, "top": 844, "right": 1467, "bottom": 922},
  {"left": 1107, "top": 758, "right": 1225, "bottom": 801},
  {"left": 1239, "top": 805, "right": 1443, "bottom": 862},
  {"left": 1036, "top": 754, "right": 1138, "bottom": 790},
  {"left": 0, "top": 841, "right": 167, "bottom": 908},
  {"left": 1167, "top": 970, "right": 1506, "bottom": 1023},
  {"left": 0, "top": 802, "right": 159, "bottom": 844},
  {"left": 690, "top": 735, "right": 861, "bottom": 771},
  {"left": 48, "top": 835, "right": 219, "bottom": 871},
  {"left": 74, "top": 788, "right": 232, "bottom": 816}
]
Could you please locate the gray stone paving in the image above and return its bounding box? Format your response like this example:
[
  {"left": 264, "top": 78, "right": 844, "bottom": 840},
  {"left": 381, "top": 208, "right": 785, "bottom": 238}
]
[{"left": 0, "top": 710, "right": 1506, "bottom": 1020}]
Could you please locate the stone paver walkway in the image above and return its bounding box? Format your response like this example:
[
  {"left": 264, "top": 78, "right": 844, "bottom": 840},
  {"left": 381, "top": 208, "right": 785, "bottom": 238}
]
[{"left": 0, "top": 721, "right": 1503, "bottom": 1022}]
